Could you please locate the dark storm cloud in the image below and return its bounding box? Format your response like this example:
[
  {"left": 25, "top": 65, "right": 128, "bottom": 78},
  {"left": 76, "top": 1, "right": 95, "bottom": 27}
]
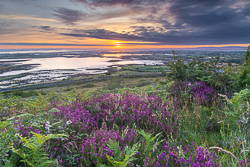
[
  {"left": 241, "top": 6, "right": 250, "bottom": 16},
  {"left": 164, "top": 0, "right": 250, "bottom": 44},
  {"left": 176, "top": 9, "right": 237, "bottom": 27},
  {"left": 168, "top": 0, "right": 240, "bottom": 28},
  {"left": 134, "top": 0, "right": 242, "bottom": 28},
  {"left": 61, "top": 20, "right": 250, "bottom": 45},
  {"left": 53, "top": 7, "right": 87, "bottom": 25}
]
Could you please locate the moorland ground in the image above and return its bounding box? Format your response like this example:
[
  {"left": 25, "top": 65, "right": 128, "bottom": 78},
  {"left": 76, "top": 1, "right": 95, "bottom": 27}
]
[{"left": 1, "top": 48, "right": 250, "bottom": 167}]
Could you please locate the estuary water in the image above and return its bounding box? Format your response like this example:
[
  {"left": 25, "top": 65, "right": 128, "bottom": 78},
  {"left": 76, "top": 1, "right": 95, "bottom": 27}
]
[{"left": 0, "top": 54, "right": 164, "bottom": 88}]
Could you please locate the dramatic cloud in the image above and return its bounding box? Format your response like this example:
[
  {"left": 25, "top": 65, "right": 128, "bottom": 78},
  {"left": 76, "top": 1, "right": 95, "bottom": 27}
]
[
  {"left": 61, "top": 29, "right": 141, "bottom": 41},
  {"left": 168, "top": 0, "right": 238, "bottom": 27},
  {"left": 73, "top": 0, "right": 169, "bottom": 15},
  {"left": 241, "top": 6, "right": 250, "bottom": 16},
  {"left": 73, "top": 0, "right": 168, "bottom": 7},
  {"left": 0, "top": 21, "right": 18, "bottom": 34},
  {"left": 61, "top": 20, "right": 250, "bottom": 45},
  {"left": 0, "top": 42, "right": 113, "bottom": 46},
  {"left": 1, "top": 0, "right": 250, "bottom": 46},
  {"left": 63, "top": 0, "right": 250, "bottom": 45},
  {"left": 32, "top": 26, "right": 54, "bottom": 32},
  {"left": 53, "top": 7, "right": 87, "bottom": 25},
  {"left": 0, "top": 28, "right": 16, "bottom": 35},
  {"left": 0, "top": 21, "right": 10, "bottom": 27}
]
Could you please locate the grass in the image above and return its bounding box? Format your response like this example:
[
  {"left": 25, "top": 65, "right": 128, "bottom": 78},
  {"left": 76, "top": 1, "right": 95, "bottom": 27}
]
[
  {"left": 2, "top": 89, "right": 46, "bottom": 98},
  {"left": 1, "top": 76, "right": 163, "bottom": 97},
  {"left": 121, "top": 65, "right": 170, "bottom": 72},
  {"left": 115, "top": 70, "right": 138, "bottom": 74},
  {"left": 0, "top": 74, "right": 24, "bottom": 82}
]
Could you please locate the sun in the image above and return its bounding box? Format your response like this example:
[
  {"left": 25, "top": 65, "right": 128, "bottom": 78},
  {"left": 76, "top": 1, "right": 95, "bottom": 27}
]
[{"left": 116, "top": 41, "right": 121, "bottom": 47}]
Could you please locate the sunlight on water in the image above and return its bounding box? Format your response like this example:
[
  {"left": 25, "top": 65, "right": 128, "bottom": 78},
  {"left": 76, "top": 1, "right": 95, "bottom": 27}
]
[
  {"left": 102, "top": 53, "right": 153, "bottom": 57},
  {"left": 0, "top": 57, "right": 163, "bottom": 77},
  {"left": 0, "top": 56, "right": 163, "bottom": 88},
  {"left": 21, "top": 57, "right": 111, "bottom": 69}
]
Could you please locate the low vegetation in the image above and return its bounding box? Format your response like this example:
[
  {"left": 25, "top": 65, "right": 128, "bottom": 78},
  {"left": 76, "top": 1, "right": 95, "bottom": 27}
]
[{"left": 0, "top": 47, "right": 250, "bottom": 167}]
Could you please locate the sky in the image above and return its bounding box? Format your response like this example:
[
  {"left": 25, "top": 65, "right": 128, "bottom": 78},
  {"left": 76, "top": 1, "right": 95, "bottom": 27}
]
[{"left": 0, "top": 0, "right": 250, "bottom": 50}]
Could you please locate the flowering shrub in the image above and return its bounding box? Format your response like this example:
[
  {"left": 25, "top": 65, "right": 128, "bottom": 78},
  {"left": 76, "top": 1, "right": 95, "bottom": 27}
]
[
  {"left": 145, "top": 142, "right": 220, "bottom": 167},
  {"left": 169, "top": 81, "right": 217, "bottom": 107},
  {"left": 239, "top": 159, "right": 250, "bottom": 166},
  {"left": 189, "top": 82, "right": 217, "bottom": 106},
  {"left": 167, "top": 53, "right": 236, "bottom": 94},
  {"left": 1, "top": 90, "right": 225, "bottom": 167},
  {"left": 47, "top": 123, "right": 140, "bottom": 166},
  {"left": 55, "top": 92, "right": 179, "bottom": 139},
  {"left": 47, "top": 93, "right": 179, "bottom": 166},
  {"left": 10, "top": 113, "right": 44, "bottom": 137},
  {"left": 2, "top": 71, "right": 250, "bottom": 167}
]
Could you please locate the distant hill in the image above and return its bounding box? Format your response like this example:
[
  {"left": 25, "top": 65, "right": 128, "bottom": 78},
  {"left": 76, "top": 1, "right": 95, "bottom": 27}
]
[
  {"left": 191, "top": 46, "right": 247, "bottom": 51},
  {"left": 0, "top": 46, "right": 248, "bottom": 53}
]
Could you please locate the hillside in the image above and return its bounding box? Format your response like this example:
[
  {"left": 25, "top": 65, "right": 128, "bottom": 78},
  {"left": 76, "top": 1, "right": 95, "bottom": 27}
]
[{"left": 1, "top": 47, "right": 250, "bottom": 167}]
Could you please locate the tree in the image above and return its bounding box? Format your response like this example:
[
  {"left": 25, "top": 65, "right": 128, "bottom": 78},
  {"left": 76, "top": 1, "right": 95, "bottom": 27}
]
[
  {"left": 245, "top": 46, "right": 250, "bottom": 65},
  {"left": 167, "top": 51, "right": 188, "bottom": 81},
  {"left": 167, "top": 51, "right": 235, "bottom": 94},
  {"left": 238, "top": 46, "right": 250, "bottom": 87}
]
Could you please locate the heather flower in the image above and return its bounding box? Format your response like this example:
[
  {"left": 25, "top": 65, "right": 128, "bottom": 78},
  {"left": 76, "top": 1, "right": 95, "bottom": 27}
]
[
  {"left": 155, "top": 142, "right": 220, "bottom": 167},
  {"left": 189, "top": 82, "right": 217, "bottom": 105},
  {"left": 47, "top": 93, "right": 179, "bottom": 166}
]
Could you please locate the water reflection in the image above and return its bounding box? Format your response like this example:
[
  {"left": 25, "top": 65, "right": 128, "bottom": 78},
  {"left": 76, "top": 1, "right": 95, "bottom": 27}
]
[
  {"left": 1, "top": 57, "right": 163, "bottom": 77},
  {"left": 21, "top": 57, "right": 111, "bottom": 69},
  {"left": 0, "top": 56, "right": 163, "bottom": 88},
  {"left": 102, "top": 53, "right": 153, "bottom": 57}
]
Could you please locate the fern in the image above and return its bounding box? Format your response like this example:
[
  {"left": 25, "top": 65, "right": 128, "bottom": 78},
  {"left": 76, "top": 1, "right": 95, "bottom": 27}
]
[
  {"left": 96, "top": 164, "right": 107, "bottom": 167},
  {"left": 22, "top": 91, "right": 55, "bottom": 114},
  {"left": 138, "top": 129, "right": 162, "bottom": 153},
  {"left": 46, "top": 91, "right": 55, "bottom": 102},
  {"left": 0, "top": 120, "right": 18, "bottom": 165},
  {"left": 106, "top": 139, "right": 140, "bottom": 167},
  {"left": 0, "top": 120, "right": 11, "bottom": 129},
  {"left": 231, "top": 88, "right": 250, "bottom": 112},
  {"left": 48, "top": 108, "right": 60, "bottom": 114},
  {"left": 107, "top": 139, "right": 124, "bottom": 162},
  {"left": 7, "top": 113, "right": 33, "bottom": 121},
  {"left": 37, "top": 91, "right": 44, "bottom": 100},
  {"left": 11, "top": 132, "right": 68, "bottom": 167},
  {"left": 137, "top": 129, "right": 164, "bottom": 165}
]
